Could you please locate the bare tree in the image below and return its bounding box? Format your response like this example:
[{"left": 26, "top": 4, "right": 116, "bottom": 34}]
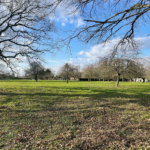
[
  {"left": 43, "top": 69, "right": 54, "bottom": 80},
  {"left": 123, "top": 60, "right": 145, "bottom": 82},
  {"left": 95, "top": 61, "right": 115, "bottom": 81},
  {"left": 82, "top": 64, "right": 95, "bottom": 81},
  {"left": 0, "top": 64, "right": 7, "bottom": 77},
  {"left": 59, "top": 63, "right": 74, "bottom": 83},
  {"left": 71, "top": 65, "right": 81, "bottom": 80},
  {"left": 100, "top": 45, "right": 140, "bottom": 86},
  {"left": 93, "top": 62, "right": 102, "bottom": 81},
  {"left": 25, "top": 61, "right": 44, "bottom": 82},
  {"left": 0, "top": 0, "right": 62, "bottom": 69},
  {"left": 146, "top": 65, "right": 150, "bottom": 79},
  {"left": 60, "top": 0, "right": 150, "bottom": 47}
]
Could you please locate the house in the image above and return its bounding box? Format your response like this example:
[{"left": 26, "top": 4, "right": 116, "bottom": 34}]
[{"left": 132, "top": 78, "right": 143, "bottom": 82}]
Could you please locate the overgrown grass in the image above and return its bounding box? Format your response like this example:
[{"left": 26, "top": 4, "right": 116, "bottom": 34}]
[{"left": 1, "top": 80, "right": 150, "bottom": 149}]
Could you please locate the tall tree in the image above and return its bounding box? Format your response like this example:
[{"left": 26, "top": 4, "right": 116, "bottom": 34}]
[
  {"left": 82, "top": 64, "right": 95, "bottom": 81},
  {"left": 59, "top": 63, "right": 74, "bottom": 83},
  {"left": 71, "top": 65, "right": 81, "bottom": 80},
  {"left": 100, "top": 45, "right": 140, "bottom": 87},
  {"left": 25, "top": 61, "right": 44, "bottom": 81},
  {"left": 0, "top": 0, "right": 60, "bottom": 69}
]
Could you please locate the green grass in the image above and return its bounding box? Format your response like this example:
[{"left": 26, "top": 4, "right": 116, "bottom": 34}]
[{"left": 1, "top": 80, "right": 150, "bottom": 149}]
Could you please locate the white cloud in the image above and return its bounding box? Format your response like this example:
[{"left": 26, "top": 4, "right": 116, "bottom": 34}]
[
  {"left": 77, "top": 50, "right": 85, "bottom": 55},
  {"left": 87, "top": 59, "right": 91, "bottom": 62},
  {"left": 76, "top": 17, "right": 85, "bottom": 27},
  {"left": 51, "top": 67, "right": 61, "bottom": 75},
  {"left": 79, "top": 37, "right": 150, "bottom": 60},
  {"left": 1, "top": 33, "right": 5, "bottom": 36},
  {"left": 84, "top": 39, "right": 118, "bottom": 59},
  {"left": 70, "top": 19, "right": 74, "bottom": 24},
  {"left": 67, "top": 58, "right": 94, "bottom": 68},
  {"left": 61, "top": 22, "right": 66, "bottom": 26},
  {"left": 47, "top": 60, "right": 59, "bottom": 63},
  {"left": 136, "top": 37, "right": 150, "bottom": 49},
  {"left": 49, "top": 3, "right": 85, "bottom": 27}
]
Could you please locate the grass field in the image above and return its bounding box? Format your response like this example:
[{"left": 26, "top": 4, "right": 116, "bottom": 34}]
[{"left": 1, "top": 80, "right": 150, "bottom": 149}]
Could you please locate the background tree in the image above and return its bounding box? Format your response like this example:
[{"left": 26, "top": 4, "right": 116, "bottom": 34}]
[
  {"left": 82, "top": 64, "right": 95, "bottom": 81},
  {"left": 58, "top": 63, "right": 74, "bottom": 83},
  {"left": 96, "top": 61, "right": 115, "bottom": 81},
  {"left": 93, "top": 62, "right": 102, "bottom": 81},
  {"left": 123, "top": 60, "right": 145, "bottom": 82},
  {"left": 36, "top": 68, "right": 54, "bottom": 80},
  {"left": 25, "top": 61, "right": 44, "bottom": 82},
  {"left": 146, "top": 65, "right": 150, "bottom": 79},
  {"left": 100, "top": 45, "right": 140, "bottom": 86},
  {"left": 71, "top": 65, "right": 81, "bottom": 80},
  {"left": 44, "top": 69, "right": 54, "bottom": 80}
]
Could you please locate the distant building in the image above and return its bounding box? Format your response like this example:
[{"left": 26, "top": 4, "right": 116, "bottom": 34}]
[
  {"left": 70, "top": 77, "right": 78, "bottom": 81},
  {"left": 132, "top": 78, "right": 150, "bottom": 82}
]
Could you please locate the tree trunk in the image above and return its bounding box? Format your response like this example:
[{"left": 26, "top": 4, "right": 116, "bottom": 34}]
[
  {"left": 67, "top": 67, "right": 69, "bottom": 83},
  {"left": 143, "top": 78, "right": 145, "bottom": 83},
  {"left": 67, "top": 75, "right": 68, "bottom": 84},
  {"left": 103, "top": 78, "right": 105, "bottom": 81},
  {"left": 117, "top": 73, "right": 120, "bottom": 87},
  {"left": 35, "top": 74, "right": 38, "bottom": 82}
]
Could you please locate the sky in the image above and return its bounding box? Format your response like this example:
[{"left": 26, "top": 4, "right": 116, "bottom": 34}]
[{"left": 17, "top": 2, "right": 150, "bottom": 76}]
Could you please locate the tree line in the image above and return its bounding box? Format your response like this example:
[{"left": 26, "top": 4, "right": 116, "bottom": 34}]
[
  {"left": 1, "top": 57, "right": 149, "bottom": 87},
  {"left": 57, "top": 58, "right": 149, "bottom": 87}
]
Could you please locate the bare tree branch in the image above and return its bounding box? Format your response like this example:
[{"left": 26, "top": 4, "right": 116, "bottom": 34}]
[
  {"left": 61, "top": 0, "right": 150, "bottom": 47},
  {"left": 0, "top": 0, "right": 62, "bottom": 68}
]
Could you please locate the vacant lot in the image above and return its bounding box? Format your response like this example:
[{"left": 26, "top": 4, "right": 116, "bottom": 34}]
[{"left": 0, "top": 80, "right": 150, "bottom": 149}]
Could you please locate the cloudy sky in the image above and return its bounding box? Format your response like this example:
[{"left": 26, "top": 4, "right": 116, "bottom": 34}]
[{"left": 18, "top": 2, "right": 150, "bottom": 76}]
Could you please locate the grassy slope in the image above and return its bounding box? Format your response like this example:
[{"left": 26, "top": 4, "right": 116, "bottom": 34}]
[{"left": 0, "top": 80, "right": 150, "bottom": 149}]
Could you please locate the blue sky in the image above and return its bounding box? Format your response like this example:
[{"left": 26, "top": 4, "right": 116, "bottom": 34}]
[
  {"left": 43, "top": 20, "right": 150, "bottom": 75},
  {"left": 18, "top": 3, "right": 150, "bottom": 76}
]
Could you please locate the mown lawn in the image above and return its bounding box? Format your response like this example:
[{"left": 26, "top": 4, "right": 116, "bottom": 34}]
[{"left": 0, "top": 80, "right": 150, "bottom": 149}]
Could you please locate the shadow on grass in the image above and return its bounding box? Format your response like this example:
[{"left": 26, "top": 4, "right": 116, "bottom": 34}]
[
  {"left": 1, "top": 83, "right": 150, "bottom": 149},
  {"left": 1, "top": 85, "right": 150, "bottom": 109}
]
